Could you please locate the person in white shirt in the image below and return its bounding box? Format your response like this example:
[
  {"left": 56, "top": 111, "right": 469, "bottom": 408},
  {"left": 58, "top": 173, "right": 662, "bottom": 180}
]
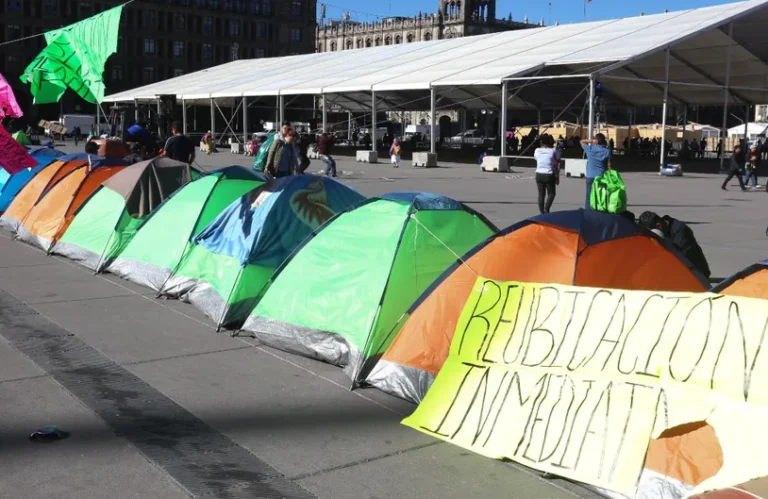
[{"left": 534, "top": 134, "right": 561, "bottom": 214}]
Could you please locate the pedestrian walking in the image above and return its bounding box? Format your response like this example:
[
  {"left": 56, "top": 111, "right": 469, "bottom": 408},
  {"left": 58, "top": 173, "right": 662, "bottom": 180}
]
[
  {"left": 721, "top": 143, "right": 747, "bottom": 191},
  {"left": 163, "top": 121, "right": 196, "bottom": 164},
  {"left": 534, "top": 134, "right": 560, "bottom": 214},
  {"left": 744, "top": 145, "right": 761, "bottom": 188},
  {"left": 580, "top": 133, "right": 613, "bottom": 209},
  {"left": 317, "top": 132, "right": 336, "bottom": 177},
  {"left": 389, "top": 139, "right": 401, "bottom": 168}
]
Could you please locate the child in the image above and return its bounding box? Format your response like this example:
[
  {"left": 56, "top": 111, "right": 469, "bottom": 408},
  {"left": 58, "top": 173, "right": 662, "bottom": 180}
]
[{"left": 389, "top": 139, "right": 401, "bottom": 168}]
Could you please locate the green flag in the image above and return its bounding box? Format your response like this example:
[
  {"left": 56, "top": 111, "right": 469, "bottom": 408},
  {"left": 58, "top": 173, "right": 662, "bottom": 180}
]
[{"left": 20, "top": 5, "right": 123, "bottom": 104}]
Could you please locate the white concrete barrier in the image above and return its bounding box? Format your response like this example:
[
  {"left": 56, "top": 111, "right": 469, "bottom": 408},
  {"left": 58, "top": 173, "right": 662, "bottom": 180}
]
[
  {"left": 412, "top": 152, "right": 438, "bottom": 168},
  {"left": 481, "top": 156, "right": 510, "bottom": 173},
  {"left": 564, "top": 158, "right": 587, "bottom": 178},
  {"left": 356, "top": 151, "right": 378, "bottom": 163},
  {"left": 230, "top": 142, "right": 243, "bottom": 154}
]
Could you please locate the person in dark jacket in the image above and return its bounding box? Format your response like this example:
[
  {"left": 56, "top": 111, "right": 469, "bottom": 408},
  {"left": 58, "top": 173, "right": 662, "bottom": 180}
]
[
  {"left": 638, "top": 211, "right": 711, "bottom": 279},
  {"left": 123, "top": 143, "right": 143, "bottom": 164},
  {"left": 265, "top": 128, "right": 299, "bottom": 178},
  {"left": 721, "top": 144, "right": 747, "bottom": 191},
  {"left": 317, "top": 133, "right": 336, "bottom": 177}
]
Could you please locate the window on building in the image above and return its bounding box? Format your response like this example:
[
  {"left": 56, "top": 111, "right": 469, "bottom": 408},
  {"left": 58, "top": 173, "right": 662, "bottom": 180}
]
[
  {"left": 290, "top": 27, "right": 301, "bottom": 42},
  {"left": 230, "top": 44, "right": 239, "bottom": 60},
  {"left": 424, "top": 32, "right": 432, "bottom": 41},
  {"left": 111, "top": 65, "right": 123, "bottom": 81},
  {"left": 262, "top": 0, "right": 271, "bottom": 15},
  {"left": 235, "top": 0, "right": 245, "bottom": 12},
  {"left": 356, "top": 39, "right": 363, "bottom": 48},
  {"left": 384, "top": 36, "right": 391, "bottom": 45},
  {"left": 203, "top": 16, "right": 213, "bottom": 33},
  {"left": 255, "top": 48, "right": 266, "bottom": 58},
  {"left": 365, "top": 38, "right": 372, "bottom": 48},
  {"left": 142, "top": 66, "right": 155, "bottom": 84},
  {"left": 42, "top": 0, "right": 58, "bottom": 16},
  {"left": 290, "top": 0, "right": 302, "bottom": 16},
  {"left": 6, "top": 25, "right": 21, "bottom": 40},
  {"left": 330, "top": 42, "right": 336, "bottom": 51},
  {"left": 374, "top": 37, "right": 381, "bottom": 46},
  {"left": 143, "top": 38, "right": 156, "bottom": 55},
  {"left": 207, "top": 0, "right": 219, "bottom": 8},
  {"left": 202, "top": 43, "right": 213, "bottom": 59},
  {"left": 6, "top": 0, "right": 21, "bottom": 12},
  {"left": 175, "top": 14, "right": 185, "bottom": 30},
  {"left": 79, "top": 1, "right": 91, "bottom": 15},
  {"left": 230, "top": 20, "right": 241, "bottom": 36},
  {"left": 174, "top": 69, "right": 184, "bottom": 77},
  {"left": 143, "top": 10, "right": 157, "bottom": 27},
  {"left": 173, "top": 41, "right": 185, "bottom": 56},
  {"left": 406, "top": 33, "right": 414, "bottom": 43},
  {"left": 196, "top": 0, "right": 205, "bottom": 6},
  {"left": 255, "top": 22, "right": 266, "bottom": 38},
  {"left": 224, "top": 0, "right": 233, "bottom": 10},
  {"left": 346, "top": 39, "right": 353, "bottom": 50},
  {"left": 395, "top": 35, "right": 402, "bottom": 44},
  {"left": 250, "top": 0, "right": 260, "bottom": 13}
]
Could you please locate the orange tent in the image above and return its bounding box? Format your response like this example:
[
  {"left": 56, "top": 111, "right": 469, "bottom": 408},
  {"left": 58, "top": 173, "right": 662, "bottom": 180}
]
[
  {"left": 711, "top": 260, "right": 768, "bottom": 299},
  {"left": 366, "top": 209, "right": 710, "bottom": 404},
  {"left": 11, "top": 156, "right": 129, "bottom": 252},
  {"left": 0, "top": 155, "right": 89, "bottom": 234}
]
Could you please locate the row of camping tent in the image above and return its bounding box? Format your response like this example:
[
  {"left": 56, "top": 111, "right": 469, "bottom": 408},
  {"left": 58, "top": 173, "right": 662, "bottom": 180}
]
[
  {"left": 2, "top": 153, "right": 765, "bottom": 404},
  {"left": 1, "top": 153, "right": 768, "bottom": 499}
]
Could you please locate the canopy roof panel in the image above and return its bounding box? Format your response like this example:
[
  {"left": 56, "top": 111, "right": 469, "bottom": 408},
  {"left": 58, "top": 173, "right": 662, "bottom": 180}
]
[{"left": 106, "top": 0, "right": 768, "bottom": 110}]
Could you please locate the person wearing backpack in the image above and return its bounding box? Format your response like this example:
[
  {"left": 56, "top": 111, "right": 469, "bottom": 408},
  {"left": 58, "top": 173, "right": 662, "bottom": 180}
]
[
  {"left": 581, "top": 133, "right": 613, "bottom": 209},
  {"left": 534, "top": 134, "right": 560, "bottom": 214}
]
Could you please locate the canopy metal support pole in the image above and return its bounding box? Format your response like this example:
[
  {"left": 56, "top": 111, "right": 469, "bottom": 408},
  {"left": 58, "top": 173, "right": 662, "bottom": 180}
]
[
  {"left": 279, "top": 94, "right": 285, "bottom": 126},
  {"left": 242, "top": 96, "right": 248, "bottom": 145},
  {"left": 744, "top": 105, "right": 750, "bottom": 142},
  {"left": 371, "top": 91, "right": 377, "bottom": 153},
  {"left": 275, "top": 96, "right": 279, "bottom": 126},
  {"left": 627, "top": 108, "right": 632, "bottom": 151},
  {"left": 660, "top": 49, "right": 670, "bottom": 169},
  {"left": 157, "top": 100, "right": 162, "bottom": 139},
  {"left": 682, "top": 107, "right": 687, "bottom": 140},
  {"left": 134, "top": 99, "right": 139, "bottom": 123},
  {"left": 588, "top": 75, "right": 595, "bottom": 139},
  {"left": 182, "top": 99, "right": 187, "bottom": 135},
  {"left": 321, "top": 94, "right": 327, "bottom": 133},
  {"left": 96, "top": 105, "right": 101, "bottom": 135},
  {"left": 347, "top": 111, "right": 352, "bottom": 141},
  {"left": 193, "top": 104, "right": 197, "bottom": 132},
  {"left": 500, "top": 81, "right": 508, "bottom": 157},
  {"left": 210, "top": 98, "right": 215, "bottom": 142},
  {"left": 430, "top": 86, "right": 436, "bottom": 154},
  {"left": 721, "top": 21, "right": 734, "bottom": 171},
  {"left": 537, "top": 108, "right": 541, "bottom": 133}
]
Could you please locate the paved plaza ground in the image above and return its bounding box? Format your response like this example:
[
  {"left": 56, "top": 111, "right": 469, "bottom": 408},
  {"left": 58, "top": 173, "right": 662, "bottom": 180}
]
[{"left": 0, "top": 145, "right": 765, "bottom": 499}]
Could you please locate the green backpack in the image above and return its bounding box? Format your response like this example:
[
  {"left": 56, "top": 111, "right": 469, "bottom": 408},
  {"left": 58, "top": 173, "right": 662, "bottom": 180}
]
[
  {"left": 253, "top": 132, "right": 277, "bottom": 172},
  {"left": 590, "top": 170, "right": 627, "bottom": 214}
]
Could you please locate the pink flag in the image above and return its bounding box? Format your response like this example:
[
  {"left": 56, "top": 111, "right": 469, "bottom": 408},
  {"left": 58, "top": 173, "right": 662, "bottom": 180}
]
[
  {"left": 0, "top": 72, "right": 23, "bottom": 120},
  {"left": 0, "top": 125, "right": 36, "bottom": 174}
]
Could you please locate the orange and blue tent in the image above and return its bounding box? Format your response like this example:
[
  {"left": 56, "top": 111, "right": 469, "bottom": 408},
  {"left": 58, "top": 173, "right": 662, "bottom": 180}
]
[
  {"left": 711, "top": 259, "right": 768, "bottom": 299},
  {"left": 366, "top": 208, "right": 710, "bottom": 404},
  {"left": 0, "top": 149, "right": 66, "bottom": 213}
]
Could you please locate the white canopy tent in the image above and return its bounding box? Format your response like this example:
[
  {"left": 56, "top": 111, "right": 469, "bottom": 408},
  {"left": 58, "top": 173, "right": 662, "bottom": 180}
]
[{"left": 105, "top": 0, "right": 768, "bottom": 164}]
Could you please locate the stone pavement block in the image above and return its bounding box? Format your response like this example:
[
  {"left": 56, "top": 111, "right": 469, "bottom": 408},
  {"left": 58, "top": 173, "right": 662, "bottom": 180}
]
[
  {"left": 0, "top": 339, "right": 45, "bottom": 382},
  {"left": 128, "top": 347, "right": 436, "bottom": 478},
  {"left": 0, "top": 377, "right": 189, "bottom": 499},
  {"left": 34, "top": 295, "right": 241, "bottom": 365},
  {"left": 297, "top": 440, "right": 594, "bottom": 499}
]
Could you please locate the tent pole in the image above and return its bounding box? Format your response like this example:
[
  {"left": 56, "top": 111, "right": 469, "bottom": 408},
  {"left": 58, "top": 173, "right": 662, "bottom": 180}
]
[
  {"left": 682, "top": 107, "right": 687, "bottom": 141},
  {"left": 660, "top": 48, "right": 670, "bottom": 169},
  {"left": 430, "top": 86, "right": 436, "bottom": 154},
  {"left": 275, "top": 96, "right": 279, "bottom": 127},
  {"left": 182, "top": 99, "right": 187, "bottom": 135},
  {"left": 371, "top": 91, "right": 377, "bottom": 153},
  {"left": 537, "top": 108, "right": 541, "bottom": 134},
  {"left": 157, "top": 100, "right": 162, "bottom": 139},
  {"left": 588, "top": 75, "right": 595, "bottom": 139},
  {"left": 279, "top": 94, "right": 285, "bottom": 126},
  {"left": 210, "top": 98, "right": 215, "bottom": 142},
  {"left": 321, "top": 94, "right": 327, "bottom": 133},
  {"left": 721, "top": 21, "right": 733, "bottom": 171},
  {"left": 242, "top": 96, "right": 248, "bottom": 145},
  {"left": 744, "top": 105, "right": 749, "bottom": 141},
  {"left": 134, "top": 99, "right": 139, "bottom": 123},
  {"left": 96, "top": 103, "right": 101, "bottom": 136},
  {"left": 627, "top": 108, "right": 632, "bottom": 153},
  {"left": 500, "top": 81, "right": 508, "bottom": 157},
  {"left": 193, "top": 103, "right": 197, "bottom": 132},
  {"left": 347, "top": 111, "right": 352, "bottom": 141}
]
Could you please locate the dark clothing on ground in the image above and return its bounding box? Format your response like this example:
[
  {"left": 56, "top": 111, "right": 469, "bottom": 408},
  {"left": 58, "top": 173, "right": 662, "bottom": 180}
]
[
  {"left": 164, "top": 134, "right": 195, "bottom": 163},
  {"left": 123, "top": 153, "right": 143, "bottom": 165},
  {"left": 663, "top": 216, "right": 711, "bottom": 278},
  {"left": 535, "top": 173, "right": 557, "bottom": 214}
]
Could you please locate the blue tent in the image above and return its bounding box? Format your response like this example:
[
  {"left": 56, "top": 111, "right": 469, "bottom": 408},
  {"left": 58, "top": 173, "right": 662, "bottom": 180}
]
[
  {"left": 159, "top": 175, "right": 366, "bottom": 328},
  {"left": 28, "top": 147, "right": 65, "bottom": 159}
]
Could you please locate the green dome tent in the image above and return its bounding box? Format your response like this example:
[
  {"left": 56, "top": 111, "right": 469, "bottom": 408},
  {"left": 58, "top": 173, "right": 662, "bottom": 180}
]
[
  {"left": 241, "top": 192, "right": 497, "bottom": 385},
  {"left": 106, "top": 166, "right": 266, "bottom": 291},
  {"left": 159, "top": 175, "right": 366, "bottom": 329},
  {"left": 52, "top": 157, "right": 202, "bottom": 270},
  {"left": 12, "top": 130, "right": 31, "bottom": 145}
]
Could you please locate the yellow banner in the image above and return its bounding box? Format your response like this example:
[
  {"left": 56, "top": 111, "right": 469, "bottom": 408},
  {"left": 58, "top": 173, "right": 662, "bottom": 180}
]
[{"left": 403, "top": 279, "right": 768, "bottom": 496}]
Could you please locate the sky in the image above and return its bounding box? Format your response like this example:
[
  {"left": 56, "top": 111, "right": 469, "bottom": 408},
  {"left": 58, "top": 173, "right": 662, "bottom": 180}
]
[{"left": 318, "top": 0, "right": 735, "bottom": 26}]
